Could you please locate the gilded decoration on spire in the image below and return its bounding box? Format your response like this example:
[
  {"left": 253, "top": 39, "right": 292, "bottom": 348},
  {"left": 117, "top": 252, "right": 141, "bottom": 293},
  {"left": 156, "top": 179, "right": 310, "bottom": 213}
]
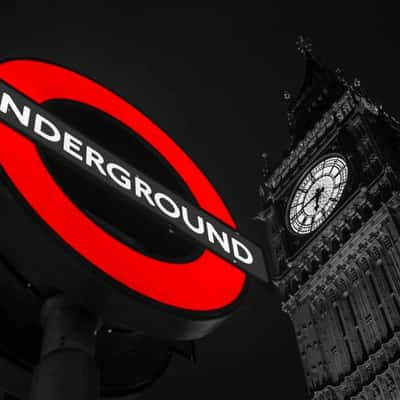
[{"left": 296, "top": 35, "right": 312, "bottom": 56}]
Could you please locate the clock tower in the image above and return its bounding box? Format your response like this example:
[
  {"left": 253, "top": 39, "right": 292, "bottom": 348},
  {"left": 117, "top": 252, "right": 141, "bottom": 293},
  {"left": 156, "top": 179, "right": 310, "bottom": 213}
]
[{"left": 258, "top": 38, "right": 400, "bottom": 400}]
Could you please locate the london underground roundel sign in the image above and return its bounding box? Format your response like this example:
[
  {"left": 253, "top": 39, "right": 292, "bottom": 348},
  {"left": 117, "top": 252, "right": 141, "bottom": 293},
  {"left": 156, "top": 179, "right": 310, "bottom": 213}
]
[{"left": 0, "top": 60, "right": 266, "bottom": 333}]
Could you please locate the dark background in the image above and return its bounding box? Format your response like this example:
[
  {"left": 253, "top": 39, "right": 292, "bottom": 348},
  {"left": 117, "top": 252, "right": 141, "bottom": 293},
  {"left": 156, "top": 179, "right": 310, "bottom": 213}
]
[{"left": 1, "top": 2, "right": 399, "bottom": 399}]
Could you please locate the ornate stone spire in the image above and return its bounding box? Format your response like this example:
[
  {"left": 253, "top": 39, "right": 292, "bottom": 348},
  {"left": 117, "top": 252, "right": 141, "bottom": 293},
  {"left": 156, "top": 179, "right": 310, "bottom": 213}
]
[{"left": 287, "top": 35, "right": 347, "bottom": 149}]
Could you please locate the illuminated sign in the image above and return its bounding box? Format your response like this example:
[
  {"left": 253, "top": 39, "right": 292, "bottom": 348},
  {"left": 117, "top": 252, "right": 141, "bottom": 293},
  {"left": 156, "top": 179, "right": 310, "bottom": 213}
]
[{"left": 0, "top": 60, "right": 267, "bottom": 313}]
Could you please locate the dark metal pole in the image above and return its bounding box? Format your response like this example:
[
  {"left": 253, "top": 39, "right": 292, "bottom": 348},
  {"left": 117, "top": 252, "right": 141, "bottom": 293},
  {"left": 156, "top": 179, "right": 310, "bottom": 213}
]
[{"left": 30, "top": 296, "right": 100, "bottom": 400}]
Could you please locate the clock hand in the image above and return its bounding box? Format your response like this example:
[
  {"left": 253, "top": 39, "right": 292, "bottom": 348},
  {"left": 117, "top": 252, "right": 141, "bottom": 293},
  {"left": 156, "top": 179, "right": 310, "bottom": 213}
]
[
  {"left": 314, "top": 187, "right": 325, "bottom": 211},
  {"left": 292, "top": 191, "right": 320, "bottom": 219},
  {"left": 314, "top": 197, "right": 320, "bottom": 211},
  {"left": 300, "top": 193, "right": 318, "bottom": 211}
]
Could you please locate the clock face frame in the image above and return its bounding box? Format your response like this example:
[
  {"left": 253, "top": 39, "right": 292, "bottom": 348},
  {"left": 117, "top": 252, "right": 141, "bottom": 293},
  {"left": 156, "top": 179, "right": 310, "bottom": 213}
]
[{"left": 288, "top": 155, "right": 348, "bottom": 235}]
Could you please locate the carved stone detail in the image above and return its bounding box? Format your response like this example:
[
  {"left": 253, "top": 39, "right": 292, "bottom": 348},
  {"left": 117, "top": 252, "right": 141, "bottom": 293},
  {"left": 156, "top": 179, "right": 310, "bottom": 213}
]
[{"left": 264, "top": 90, "right": 378, "bottom": 192}]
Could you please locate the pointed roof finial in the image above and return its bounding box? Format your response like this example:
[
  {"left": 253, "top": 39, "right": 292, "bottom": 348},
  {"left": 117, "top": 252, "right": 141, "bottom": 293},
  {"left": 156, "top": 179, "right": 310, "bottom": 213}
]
[
  {"left": 283, "top": 90, "right": 291, "bottom": 101},
  {"left": 296, "top": 35, "right": 312, "bottom": 56},
  {"left": 261, "top": 152, "right": 269, "bottom": 178}
]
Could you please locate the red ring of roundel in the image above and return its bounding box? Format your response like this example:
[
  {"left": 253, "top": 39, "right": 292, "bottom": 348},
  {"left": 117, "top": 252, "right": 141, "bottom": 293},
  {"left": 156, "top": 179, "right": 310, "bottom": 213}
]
[{"left": 0, "top": 60, "right": 245, "bottom": 311}]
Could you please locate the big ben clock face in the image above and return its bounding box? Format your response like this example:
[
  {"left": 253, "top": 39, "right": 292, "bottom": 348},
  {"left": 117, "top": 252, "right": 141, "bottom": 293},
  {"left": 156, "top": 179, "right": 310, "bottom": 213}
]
[{"left": 288, "top": 155, "right": 348, "bottom": 235}]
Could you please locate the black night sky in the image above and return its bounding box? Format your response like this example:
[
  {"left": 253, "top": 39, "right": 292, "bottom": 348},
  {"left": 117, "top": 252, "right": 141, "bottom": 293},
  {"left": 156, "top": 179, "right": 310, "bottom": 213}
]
[{"left": 1, "top": 2, "right": 399, "bottom": 399}]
